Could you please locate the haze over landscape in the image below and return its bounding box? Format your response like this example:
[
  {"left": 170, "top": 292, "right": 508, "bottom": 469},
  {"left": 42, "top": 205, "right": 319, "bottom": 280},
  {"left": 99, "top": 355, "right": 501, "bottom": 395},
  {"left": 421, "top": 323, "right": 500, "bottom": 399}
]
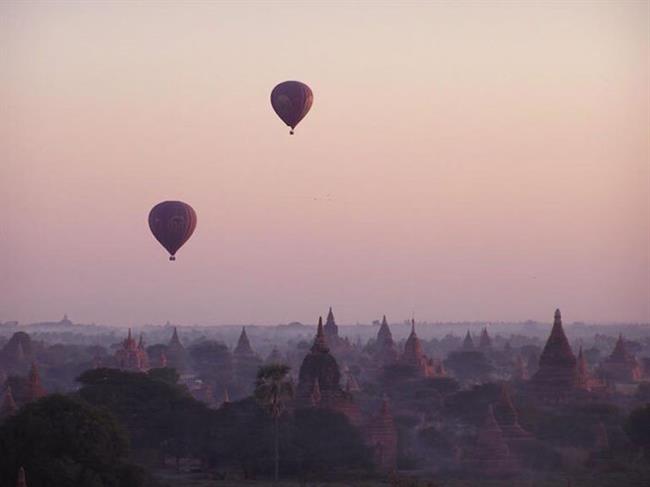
[{"left": 2, "top": 1, "right": 648, "bottom": 326}]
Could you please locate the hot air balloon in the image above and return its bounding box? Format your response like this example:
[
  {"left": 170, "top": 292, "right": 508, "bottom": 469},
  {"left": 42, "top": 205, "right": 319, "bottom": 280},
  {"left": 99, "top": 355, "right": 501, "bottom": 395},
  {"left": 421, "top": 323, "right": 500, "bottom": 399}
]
[
  {"left": 270, "top": 81, "right": 313, "bottom": 134},
  {"left": 148, "top": 201, "right": 197, "bottom": 261}
]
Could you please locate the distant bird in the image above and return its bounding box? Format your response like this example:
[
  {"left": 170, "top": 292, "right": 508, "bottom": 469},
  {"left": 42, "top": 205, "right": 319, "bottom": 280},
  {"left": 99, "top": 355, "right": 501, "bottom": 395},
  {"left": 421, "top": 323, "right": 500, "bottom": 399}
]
[{"left": 271, "top": 81, "right": 313, "bottom": 134}]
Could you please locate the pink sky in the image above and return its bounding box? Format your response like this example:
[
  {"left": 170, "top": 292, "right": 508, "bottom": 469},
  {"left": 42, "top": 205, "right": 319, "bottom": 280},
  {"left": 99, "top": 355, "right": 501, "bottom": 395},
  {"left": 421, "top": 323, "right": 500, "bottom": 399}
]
[{"left": 1, "top": 2, "right": 648, "bottom": 325}]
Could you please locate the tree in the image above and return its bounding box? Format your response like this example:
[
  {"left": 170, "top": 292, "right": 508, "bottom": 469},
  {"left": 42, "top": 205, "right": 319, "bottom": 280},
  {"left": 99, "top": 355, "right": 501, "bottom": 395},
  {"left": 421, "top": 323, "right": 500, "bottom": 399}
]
[
  {"left": 77, "top": 368, "right": 210, "bottom": 463},
  {"left": 254, "top": 364, "right": 293, "bottom": 481},
  {"left": 0, "top": 394, "right": 159, "bottom": 486},
  {"left": 625, "top": 405, "right": 650, "bottom": 461}
]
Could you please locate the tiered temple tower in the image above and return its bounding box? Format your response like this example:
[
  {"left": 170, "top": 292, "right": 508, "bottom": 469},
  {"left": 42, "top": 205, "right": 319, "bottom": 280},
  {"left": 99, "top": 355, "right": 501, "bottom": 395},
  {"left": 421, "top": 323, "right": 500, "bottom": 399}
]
[
  {"left": 599, "top": 334, "right": 642, "bottom": 383},
  {"left": 479, "top": 328, "right": 492, "bottom": 350},
  {"left": 233, "top": 327, "right": 262, "bottom": 392},
  {"left": 114, "top": 329, "right": 149, "bottom": 371},
  {"left": 295, "top": 317, "right": 361, "bottom": 424},
  {"left": 530, "top": 309, "right": 580, "bottom": 401},
  {"left": 465, "top": 405, "right": 516, "bottom": 476},
  {"left": 462, "top": 330, "right": 475, "bottom": 350},
  {"left": 364, "top": 397, "right": 397, "bottom": 471},
  {"left": 494, "top": 385, "right": 533, "bottom": 442},
  {"left": 374, "top": 315, "right": 398, "bottom": 365},
  {"left": 166, "top": 327, "right": 187, "bottom": 372},
  {"left": 322, "top": 307, "right": 352, "bottom": 351},
  {"left": 400, "top": 319, "right": 440, "bottom": 378}
]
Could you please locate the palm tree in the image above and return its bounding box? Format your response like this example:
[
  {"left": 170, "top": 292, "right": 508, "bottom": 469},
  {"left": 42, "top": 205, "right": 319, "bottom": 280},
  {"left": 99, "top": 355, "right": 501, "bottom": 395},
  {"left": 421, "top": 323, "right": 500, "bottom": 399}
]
[{"left": 254, "top": 363, "right": 293, "bottom": 482}]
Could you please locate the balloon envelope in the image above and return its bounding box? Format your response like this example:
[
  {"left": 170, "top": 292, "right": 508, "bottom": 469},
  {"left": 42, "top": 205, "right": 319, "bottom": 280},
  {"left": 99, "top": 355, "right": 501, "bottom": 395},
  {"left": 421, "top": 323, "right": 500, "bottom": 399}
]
[
  {"left": 148, "top": 201, "right": 197, "bottom": 261},
  {"left": 271, "top": 81, "right": 313, "bottom": 133}
]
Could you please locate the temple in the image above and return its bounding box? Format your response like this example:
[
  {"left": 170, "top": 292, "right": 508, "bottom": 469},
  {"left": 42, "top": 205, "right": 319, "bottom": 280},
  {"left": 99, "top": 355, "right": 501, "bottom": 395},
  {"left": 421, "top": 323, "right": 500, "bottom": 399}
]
[
  {"left": 465, "top": 405, "right": 516, "bottom": 476},
  {"left": 478, "top": 327, "right": 492, "bottom": 350},
  {"left": 364, "top": 397, "right": 397, "bottom": 471},
  {"left": 530, "top": 309, "right": 580, "bottom": 401},
  {"left": 166, "top": 327, "right": 187, "bottom": 371},
  {"left": 114, "top": 329, "right": 149, "bottom": 371},
  {"left": 599, "top": 334, "right": 642, "bottom": 383},
  {"left": 462, "top": 330, "right": 475, "bottom": 350},
  {"left": 374, "top": 315, "right": 398, "bottom": 365},
  {"left": 400, "top": 319, "right": 443, "bottom": 378},
  {"left": 295, "top": 317, "right": 361, "bottom": 424},
  {"left": 322, "top": 307, "right": 352, "bottom": 352},
  {"left": 233, "top": 327, "right": 263, "bottom": 395}
]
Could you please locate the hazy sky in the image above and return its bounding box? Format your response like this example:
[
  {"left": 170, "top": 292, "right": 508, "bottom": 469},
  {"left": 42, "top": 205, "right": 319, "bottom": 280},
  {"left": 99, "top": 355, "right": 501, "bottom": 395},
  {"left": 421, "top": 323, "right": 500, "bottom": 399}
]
[{"left": 1, "top": 2, "right": 648, "bottom": 326}]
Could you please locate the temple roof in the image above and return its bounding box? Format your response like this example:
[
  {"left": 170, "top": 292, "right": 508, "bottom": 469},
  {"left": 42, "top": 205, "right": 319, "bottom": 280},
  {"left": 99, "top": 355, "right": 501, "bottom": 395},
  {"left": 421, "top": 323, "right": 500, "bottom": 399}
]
[
  {"left": 234, "top": 327, "right": 255, "bottom": 356},
  {"left": 402, "top": 319, "right": 424, "bottom": 361},
  {"left": 608, "top": 334, "right": 633, "bottom": 363},
  {"left": 324, "top": 306, "right": 339, "bottom": 338},
  {"left": 377, "top": 315, "right": 394, "bottom": 345},
  {"left": 538, "top": 309, "right": 576, "bottom": 368},
  {"left": 168, "top": 327, "right": 184, "bottom": 350},
  {"left": 462, "top": 330, "right": 475, "bottom": 350},
  {"left": 479, "top": 328, "right": 492, "bottom": 349},
  {"left": 311, "top": 317, "right": 329, "bottom": 353}
]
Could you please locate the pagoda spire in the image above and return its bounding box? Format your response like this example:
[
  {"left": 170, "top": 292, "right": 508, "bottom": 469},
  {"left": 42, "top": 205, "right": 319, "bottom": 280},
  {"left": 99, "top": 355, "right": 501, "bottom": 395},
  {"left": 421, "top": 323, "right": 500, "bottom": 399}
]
[
  {"left": 138, "top": 333, "right": 145, "bottom": 350},
  {"left": 479, "top": 327, "right": 492, "bottom": 350},
  {"left": 311, "top": 317, "right": 329, "bottom": 353},
  {"left": 462, "top": 330, "right": 475, "bottom": 350},
  {"left": 538, "top": 308, "right": 576, "bottom": 368},
  {"left": 324, "top": 306, "right": 339, "bottom": 338},
  {"left": 234, "top": 326, "right": 254, "bottom": 356},
  {"left": 1, "top": 386, "right": 17, "bottom": 418}
]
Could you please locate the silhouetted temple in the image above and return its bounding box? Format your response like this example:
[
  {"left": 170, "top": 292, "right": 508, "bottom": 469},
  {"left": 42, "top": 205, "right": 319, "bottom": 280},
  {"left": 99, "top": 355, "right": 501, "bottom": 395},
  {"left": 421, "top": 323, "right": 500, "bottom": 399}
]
[
  {"left": 462, "top": 330, "right": 475, "bottom": 350},
  {"left": 599, "top": 334, "right": 642, "bottom": 383},
  {"left": 364, "top": 397, "right": 397, "bottom": 471},
  {"left": 494, "top": 385, "right": 533, "bottom": 441},
  {"left": 322, "top": 307, "right": 352, "bottom": 351},
  {"left": 530, "top": 309, "right": 580, "bottom": 400},
  {"left": 233, "top": 327, "right": 262, "bottom": 393},
  {"left": 400, "top": 320, "right": 442, "bottom": 378},
  {"left": 374, "top": 315, "right": 398, "bottom": 365},
  {"left": 115, "top": 329, "right": 149, "bottom": 371},
  {"left": 465, "top": 405, "right": 516, "bottom": 476},
  {"left": 295, "top": 317, "right": 361, "bottom": 424},
  {"left": 479, "top": 327, "right": 492, "bottom": 350},
  {"left": 166, "top": 327, "right": 187, "bottom": 371}
]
